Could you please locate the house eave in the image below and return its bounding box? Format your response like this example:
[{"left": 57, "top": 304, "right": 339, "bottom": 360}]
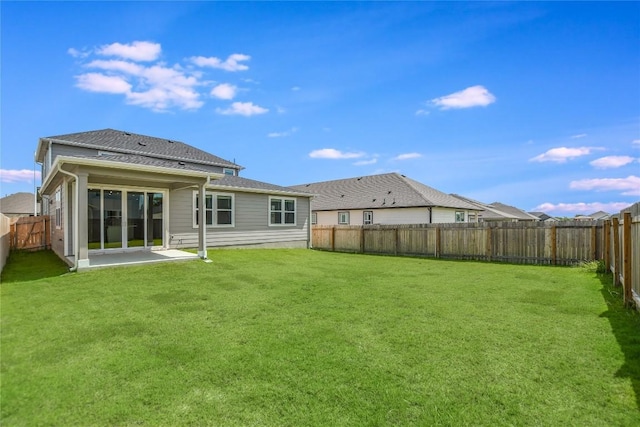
[
  {"left": 40, "top": 156, "right": 223, "bottom": 195},
  {"left": 206, "top": 183, "right": 313, "bottom": 198}
]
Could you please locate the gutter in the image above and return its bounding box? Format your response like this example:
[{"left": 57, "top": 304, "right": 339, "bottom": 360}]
[{"left": 56, "top": 165, "right": 79, "bottom": 272}]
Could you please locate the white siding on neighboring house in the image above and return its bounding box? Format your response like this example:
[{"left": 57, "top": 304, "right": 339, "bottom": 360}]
[{"left": 315, "top": 207, "right": 475, "bottom": 225}]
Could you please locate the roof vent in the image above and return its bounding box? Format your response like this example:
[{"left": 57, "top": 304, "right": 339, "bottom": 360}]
[
  {"left": 124, "top": 132, "right": 131, "bottom": 136},
  {"left": 167, "top": 139, "right": 174, "bottom": 143},
  {"left": 178, "top": 161, "right": 185, "bottom": 166},
  {"left": 357, "top": 177, "right": 362, "bottom": 180},
  {"left": 387, "top": 190, "right": 392, "bottom": 194},
  {"left": 372, "top": 198, "right": 376, "bottom": 202},
  {"left": 341, "top": 194, "right": 344, "bottom": 198},
  {"left": 138, "top": 141, "right": 147, "bottom": 146}
]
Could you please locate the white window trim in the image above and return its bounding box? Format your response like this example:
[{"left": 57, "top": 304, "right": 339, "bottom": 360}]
[
  {"left": 54, "top": 187, "right": 62, "bottom": 229},
  {"left": 269, "top": 196, "right": 297, "bottom": 226},
  {"left": 223, "top": 168, "right": 236, "bottom": 176},
  {"left": 363, "top": 211, "right": 373, "bottom": 225},
  {"left": 455, "top": 211, "right": 466, "bottom": 223},
  {"left": 311, "top": 212, "right": 317, "bottom": 225},
  {"left": 192, "top": 191, "right": 235, "bottom": 228},
  {"left": 338, "top": 211, "right": 350, "bottom": 225}
]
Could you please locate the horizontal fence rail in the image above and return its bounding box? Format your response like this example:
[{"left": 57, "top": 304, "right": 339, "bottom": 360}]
[{"left": 312, "top": 221, "right": 604, "bottom": 266}]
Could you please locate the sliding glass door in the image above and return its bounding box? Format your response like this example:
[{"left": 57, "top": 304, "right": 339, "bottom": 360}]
[{"left": 87, "top": 188, "right": 164, "bottom": 250}]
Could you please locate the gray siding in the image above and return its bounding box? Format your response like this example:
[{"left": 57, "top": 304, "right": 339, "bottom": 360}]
[{"left": 168, "top": 188, "right": 310, "bottom": 249}]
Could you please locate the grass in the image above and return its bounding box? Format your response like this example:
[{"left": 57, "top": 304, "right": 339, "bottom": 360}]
[{"left": 1, "top": 249, "right": 639, "bottom": 426}]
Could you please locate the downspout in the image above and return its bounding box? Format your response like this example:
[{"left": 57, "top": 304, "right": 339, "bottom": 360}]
[
  {"left": 428, "top": 207, "right": 432, "bottom": 224},
  {"left": 57, "top": 164, "right": 79, "bottom": 272}
]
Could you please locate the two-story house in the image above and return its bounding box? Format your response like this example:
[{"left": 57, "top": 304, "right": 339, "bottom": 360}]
[{"left": 36, "top": 129, "right": 312, "bottom": 270}]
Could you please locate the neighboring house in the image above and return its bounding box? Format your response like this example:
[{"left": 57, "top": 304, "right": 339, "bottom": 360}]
[
  {"left": 489, "top": 202, "right": 540, "bottom": 221},
  {"left": 35, "top": 129, "right": 312, "bottom": 269},
  {"left": 0, "top": 192, "right": 38, "bottom": 220},
  {"left": 528, "top": 211, "right": 557, "bottom": 222},
  {"left": 588, "top": 211, "right": 610, "bottom": 221},
  {"left": 450, "top": 195, "right": 538, "bottom": 222},
  {"left": 289, "top": 173, "right": 480, "bottom": 225}
]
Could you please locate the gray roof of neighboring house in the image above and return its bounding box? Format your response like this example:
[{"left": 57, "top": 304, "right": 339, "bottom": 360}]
[
  {"left": 529, "top": 211, "right": 556, "bottom": 221},
  {"left": 588, "top": 210, "right": 611, "bottom": 220},
  {"left": 0, "top": 192, "right": 36, "bottom": 215},
  {"left": 38, "top": 128, "right": 242, "bottom": 170},
  {"left": 489, "top": 202, "right": 540, "bottom": 221},
  {"left": 289, "top": 173, "right": 479, "bottom": 211},
  {"left": 450, "top": 194, "right": 519, "bottom": 220}
]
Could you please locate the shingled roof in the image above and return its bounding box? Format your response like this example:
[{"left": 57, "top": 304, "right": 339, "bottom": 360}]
[
  {"left": 290, "top": 173, "right": 479, "bottom": 211},
  {"left": 0, "top": 192, "right": 36, "bottom": 215},
  {"left": 37, "top": 128, "right": 242, "bottom": 170}
]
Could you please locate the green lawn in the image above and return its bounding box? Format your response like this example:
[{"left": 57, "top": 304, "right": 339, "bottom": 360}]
[{"left": 1, "top": 249, "right": 639, "bottom": 426}]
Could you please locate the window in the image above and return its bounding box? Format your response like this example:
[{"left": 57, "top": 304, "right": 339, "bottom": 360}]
[
  {"left": 270, "top": 197, "right": 296, "bottom": 225},
  {"left": 54, "top": 187, "right": 62, "bottom": 229},
  {"left": 223, "top": 168, "right": 236, "bottom": 176},
  {"left": 338, "top": 211, "right": 349, "bottom": 225},
  {"left": 363, "top": 211, "right": 373, "bottom": 225},
  {"left": 193, "top": 192, "right": 234, "bottom": 227},
  {"left": 455, "top": 211, "right": 465, "bottom": 223},
  {"left": 311, "top": 212, "right": 317, "bottom": 225}
]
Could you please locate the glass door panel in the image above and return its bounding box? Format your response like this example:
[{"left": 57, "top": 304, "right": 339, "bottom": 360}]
[
  {"left": 147, "top": 193, "right": 163, "bottom": 247},
  {"left": 104, "top": 190, "right": 123, "bottom": 249},
  {"left": 88, "top": 189, "right": 102, "bottom": 249},
  {"left": 127, "top": 192, "right": 145, "bottom": 248}
]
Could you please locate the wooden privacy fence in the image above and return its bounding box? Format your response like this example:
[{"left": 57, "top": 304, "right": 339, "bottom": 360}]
[
  {"left": 312, "top": 221, "right": 604, "bottom": 266},
  {"left": 10, "top": 216, "right": 51, "bottom": 251},
  {"left": 604, "top": 202, "right": 640, "bottom": 308}
]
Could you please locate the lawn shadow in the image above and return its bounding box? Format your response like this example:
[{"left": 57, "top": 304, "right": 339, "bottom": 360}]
[
  {"left": 598, "top": 273, "right": 640, "bottom": 410},
  {"left": 1, "top": 250, "right": 70, "bottom": 283}
]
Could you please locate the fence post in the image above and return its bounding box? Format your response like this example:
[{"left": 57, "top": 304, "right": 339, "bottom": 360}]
[
  {"left": 591, "top": 225, "right": 597, "bottom": 261},
  {"left": 623, "top": 212, "right": 632, "bottom": 306},
  {"left": 612, "top": 217, "right": 621, "bottom": 286},
  {"left": 330, "top": 226, "right": 335, "bottom": 252},
  {"left": 394, "top": 227, "right": 399, "bottom": 256},
  {"left": 485, "top": 226, "right": 492, "bottom": 262},
  {"left": 550, "top": 224, "right": 557, "bottom": 265},
  {"left": 604, "top": 220, "right": 611, "bottom": 271},
  {"left": 435, "top": 226, "right": 441, "bottom": 258},
  {"left": 360, "top": 227, "right": 365, "bottom": 253}
]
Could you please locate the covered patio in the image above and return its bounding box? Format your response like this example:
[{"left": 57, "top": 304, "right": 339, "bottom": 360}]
[{"left": 67, "top": 249, "right": 202, "bottom": 271}]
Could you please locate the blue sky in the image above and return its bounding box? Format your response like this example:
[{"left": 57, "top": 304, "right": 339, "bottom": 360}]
[{"left": 1, "top": 1, "right": 639, "bottom": 216}]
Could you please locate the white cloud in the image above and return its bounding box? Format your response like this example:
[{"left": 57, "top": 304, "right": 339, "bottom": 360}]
[
  {"left": 590, "top": 156, "right": 636, "bottom": 169},
  {"left": 71, "top": 42, "right": 259, "bottom": 112},
  {"left": 415, "top": 109, "right": 430, "bottom": 116},
  {"left": 534, "top": 201, "right": 631, "bottom": 214},
  {"left": 86, "top": 59, "right": 144, "bottom": 75},
  {"left": 97, "top": 41, "right": 161, "bottom": 62},
  {"left": 569, "top": 175, "right": 640, "bottom": 196},
  {"left": 430, "top": 85, "right": 496, "bottom": 110},
  {"left": 216, "top": 101, "right": 268, "bottom": 116},
  {"left": 309, "top": 148, "right": 365, "bottom": 159},
  {"left": 393, "top": 153, "right": 422, "bottom": 161},
  {"left": 570, "top": 133, "right": 587, "bottom": 139},
  {"left": 0, "top": 169, "right": 41, "bottom": 183},
  {"left": 530, "top": 146, "right": 601, "bottom": 163},
  {"left": 291, "top": 86, "right": 301, "bottom": 91},
  {"left": 354, "top": 158, "right": 378, "bottom": 166},
  {"left": 267, "top": 127, "right": 298, "bottom": 138},
  {"left": 67, "top": 47, "right": 90, "bottom": 59},
  {"left": 75, "top": 73, "right": 132, "bottom": 94},
  {"left": 191, "top": 53, "right": 250, "bottom": 71},
  {"left": 633, "top": 139, "right": 640, "bottom": 147},
  {"left": 211, "top": 83, "right": 237, "bottom": 100}
]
